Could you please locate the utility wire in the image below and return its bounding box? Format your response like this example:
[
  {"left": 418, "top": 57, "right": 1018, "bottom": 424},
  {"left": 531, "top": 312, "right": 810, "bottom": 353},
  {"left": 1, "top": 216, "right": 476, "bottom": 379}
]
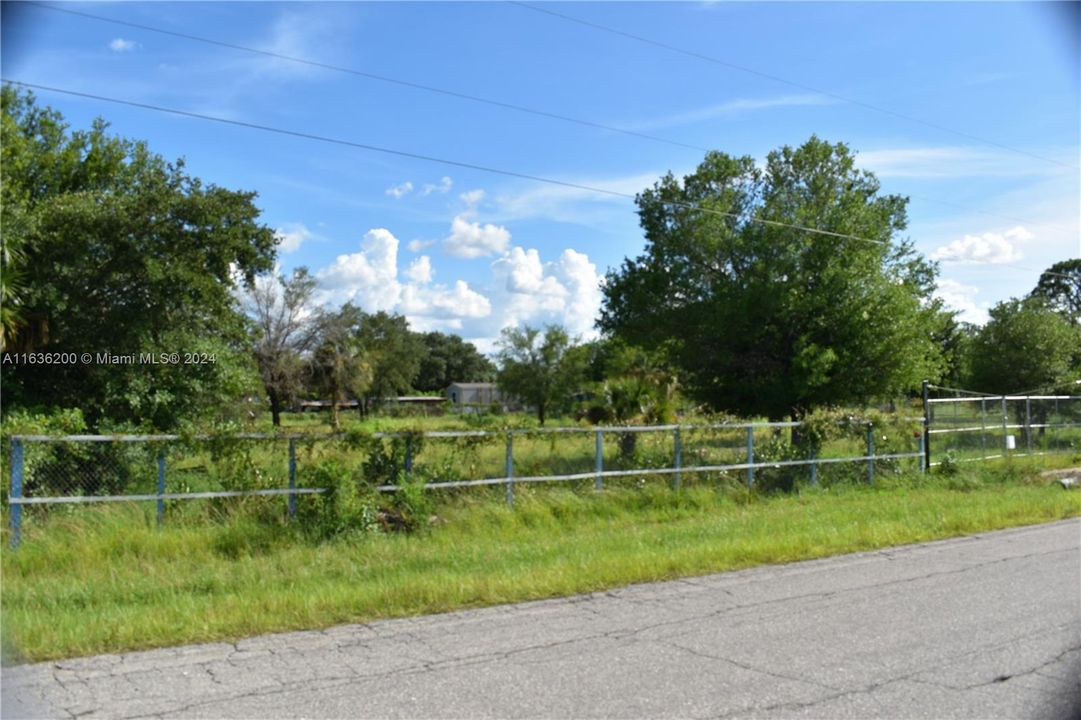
[
  {"left": 926, "top": 384, "right": 999, "bottom": 397},
  {"left": 938, "top": 260, "right": 1078, "bottom": 283},
  {"left": 11, "top": 79, "right": 1075, "bottom": 278},
  {"left": 512, "top": 1, "right": 1078, "bottom": 171},
  {"left": 10, "top": 81, "right": 1074, "bottom": 283},
  {"left": 1010, "top": 379, "right": 1081, "bottom": 396},
  {"left": 25, "top": 1, "right": 709, "bottom": 154},
  {"left": 905, "top": 193, "right": 1068, "bottom": 235},
  {"left": 28, "top": 2, "right": 1072, "bottom": 235},
  {"left": 7, "top": 79, "right": 898, "bottom": 248}
]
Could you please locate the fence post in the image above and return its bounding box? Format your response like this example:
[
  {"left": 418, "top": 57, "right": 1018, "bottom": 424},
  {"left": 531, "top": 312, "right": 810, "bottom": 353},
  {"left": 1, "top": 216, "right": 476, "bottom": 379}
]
[
  {"left": 809, "top": 448, "right": 818, "bottom": 486},
  {"left": 595, "top": 430, "right": 603, "bottom": 491},
  {"left": 921, "top": 380, "right": 931, "bottom": 469},
  {"left": 673, "top": 427, "right": 682, "bottom": 490},
  {"left": 156, "top": 451, "right": 166, "bottom": 528},
  {"left": 980, "top": 398, "right": 987, "bottom": 457},
  {"left": 746, "top": 426, "right": 754, "bottom": 487},
  {"left": 1001, "top": 397, "right": 1009, "bottom": 456},
  {"left": 505, "top": 433, "right": 514, "bottom": 506},
  {"left": 404, "top": 436, "right": 413, "bottom": 482},
  {"left": 288, "top": 438, "right": 297, "bottom": 519},
  {"left": 918, "top": 434, "right": 925, "bottom": 474},
  {"left": 866, "top": 424, "right": 875, "bottom": 485},
  {"left": 1025, "top": 396, "right": 1032, "bottom": 455},
  {"left": 9, "top": 439, "right": 24, "bottom": 550}
]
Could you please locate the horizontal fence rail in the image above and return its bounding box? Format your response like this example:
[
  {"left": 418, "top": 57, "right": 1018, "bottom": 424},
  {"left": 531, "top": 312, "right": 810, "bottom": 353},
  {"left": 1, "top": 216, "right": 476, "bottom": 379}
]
[{"left": 6, "top": 418, "right": 927, "bottom": 548}]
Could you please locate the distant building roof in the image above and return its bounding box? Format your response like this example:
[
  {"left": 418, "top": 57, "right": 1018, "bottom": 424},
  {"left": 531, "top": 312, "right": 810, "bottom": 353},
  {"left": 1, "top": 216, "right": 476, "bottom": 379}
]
[{"left": 447, "top": 382, "right": 497, "bottom": 389}]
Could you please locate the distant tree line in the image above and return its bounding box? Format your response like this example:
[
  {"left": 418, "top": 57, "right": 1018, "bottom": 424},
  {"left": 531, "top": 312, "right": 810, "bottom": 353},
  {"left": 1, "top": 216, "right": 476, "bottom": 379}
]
[{"left": 248, "top": 268, "right": 495, "bottom": 427}]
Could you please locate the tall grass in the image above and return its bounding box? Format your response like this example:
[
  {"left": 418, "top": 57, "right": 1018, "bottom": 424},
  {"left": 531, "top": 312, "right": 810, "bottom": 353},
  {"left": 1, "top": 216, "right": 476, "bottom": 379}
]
[{"left": 3, "top": 458, "right": 1078, "bottom": 662}]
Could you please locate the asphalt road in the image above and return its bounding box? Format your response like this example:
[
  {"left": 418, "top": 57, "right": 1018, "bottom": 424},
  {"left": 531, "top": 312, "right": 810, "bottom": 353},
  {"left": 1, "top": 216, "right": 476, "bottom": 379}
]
[{"left": 4, "top": 519, "right": 1079, "bottom": 720}]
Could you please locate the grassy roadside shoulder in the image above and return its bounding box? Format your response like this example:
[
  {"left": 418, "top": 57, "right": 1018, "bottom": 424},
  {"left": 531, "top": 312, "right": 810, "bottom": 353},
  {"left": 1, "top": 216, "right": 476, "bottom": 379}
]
[{"left": 3, "top": 461, "right": 1079, "bottom": 662}]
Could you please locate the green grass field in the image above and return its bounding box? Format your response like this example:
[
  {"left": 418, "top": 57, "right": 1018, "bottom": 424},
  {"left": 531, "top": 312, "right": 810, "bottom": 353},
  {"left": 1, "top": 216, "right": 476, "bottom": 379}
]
[{"left": 3, "top": 457, "right": 1078, "bottom": 663}]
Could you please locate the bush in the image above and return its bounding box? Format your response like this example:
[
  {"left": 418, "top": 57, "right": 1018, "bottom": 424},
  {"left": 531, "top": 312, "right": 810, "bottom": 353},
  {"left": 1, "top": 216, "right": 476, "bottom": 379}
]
[
  {"left": 384, "top": 481, "right": 434, "bottom": 533},
  {"left": 751, "top": 434, "right": 802, "bottom": 494},
  {"left": 296, "top": 460, "right": 379, "bottom": 539}
]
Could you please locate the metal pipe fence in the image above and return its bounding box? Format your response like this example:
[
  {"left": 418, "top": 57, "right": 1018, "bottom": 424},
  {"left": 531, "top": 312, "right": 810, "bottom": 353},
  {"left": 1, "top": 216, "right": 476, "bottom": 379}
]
[
  {"left": 922, "top": 386, "right": 1081, "bottom": 467},
  {"left": 5, "top": 418, "right": 926, "bottom": 548}
]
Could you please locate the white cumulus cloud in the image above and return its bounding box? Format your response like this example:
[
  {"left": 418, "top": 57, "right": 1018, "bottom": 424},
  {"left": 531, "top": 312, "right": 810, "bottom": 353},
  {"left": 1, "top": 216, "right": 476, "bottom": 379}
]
[
  {"left": 385, "top": 181, "right": 413, "bottom": 199},
  {"left": 274, "top": 223, "right": 314, "bottom": 254},
  {"left": 311, "top": 229, "right": 602, "bottom": 350},
  {"left": 444, "top": 215, "right": 511, "bottom": 258},
  {"left": 405, "top": 255, "right": 433, "bottom": 284},
  {"left": 421, "top": 176, "right": 453, "bottom": 196},
  {"left": 400, "top": 281, "right": 491, "bottom": 321},
  {"left": 109, "top": 38, "right": 137, "bottom": 52},
  {"left": 407, "top": 238, "right": 436, "bottom": 253},
  {"left": 315, "top": 228, "right": 402, "bottom": 310},
  {"left": 931, "top": 226, "right": 1033, "bottom": 264},
  {"left": 936, "top": 278, "right": 990, "bottom": 326},
  {"left": 459, "top": 189, "right": 485, "bottom": 206},
  {"left": 313, "top": 231, "right": 491, "bottom": 334},
  {"left": 488, "top": 246, "right": 604, "bottom": 339}
]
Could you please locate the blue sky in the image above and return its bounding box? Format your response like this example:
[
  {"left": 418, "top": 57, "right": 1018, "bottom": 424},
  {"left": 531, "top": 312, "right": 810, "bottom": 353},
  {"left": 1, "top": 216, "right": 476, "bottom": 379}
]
[{"left": 3, "top": 1, "right": 1078, "bottom": 353}]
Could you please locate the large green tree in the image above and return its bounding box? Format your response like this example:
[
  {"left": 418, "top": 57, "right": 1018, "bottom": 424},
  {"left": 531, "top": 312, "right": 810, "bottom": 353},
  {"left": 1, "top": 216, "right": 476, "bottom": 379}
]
[
  {"left": 413, "top": 331, "right": 495, "bottom": 392},
  {"left": 1, "top": 87, "right": 276, "bottom": 429},
  {"left": 496, "top": 324, "right": 584, "bottom": 425},
  {"left": 600, "top": 136, "right": 943, "bottom": 420},
  {"left": 968, "top": 298, "right": 1081, "bottom": 394},
  {"left": 356, "top": 311, "right": 425, "bottom": 408},
  {"left": 307, "top": 304, "right": 371, "bottom": 429},
  {"left": 1029, "top": 259, "right": 1080, "bottom": 325}
]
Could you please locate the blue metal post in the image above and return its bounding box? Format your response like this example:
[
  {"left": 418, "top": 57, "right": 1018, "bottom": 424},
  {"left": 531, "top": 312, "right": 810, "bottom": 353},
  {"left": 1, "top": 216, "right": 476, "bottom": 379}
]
[
  {"left": 673, "top": 427, "right": 682, "bottom": 490},
  {"left": 288, "top": 438, "right": 297, "bottom": 519},
  {"left": 595, "top": 430, "right": 603, "bottom": 491},
  {"left": 505, "top": 433, "right": 514, "bottom": 506},
  {"left": 746, "top": 426, "right": 754, "bottom": 487},
  {"left": 866, "top": 424, "right": 875, "bottom": 485},
  {"left": 918, "top": 434, "right": 925, "bottom": 474},
  {"left": 810, "top": 449, "right": 818, "bottom": 486},
  {"left": 9, "top": 439, "right": 24, "bottom": 550},
  {"left": 156, "top": 451, "right": 166, "bottom": 527}
]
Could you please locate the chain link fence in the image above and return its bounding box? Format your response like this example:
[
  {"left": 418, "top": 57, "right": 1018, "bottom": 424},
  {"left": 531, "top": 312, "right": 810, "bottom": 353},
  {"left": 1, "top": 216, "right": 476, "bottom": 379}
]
[
  {"left": 5, "top": 417, "right": 926, "bottom": 548},
  {"left": 924, "top": 385, "right": 1081, "bottom": 466}
]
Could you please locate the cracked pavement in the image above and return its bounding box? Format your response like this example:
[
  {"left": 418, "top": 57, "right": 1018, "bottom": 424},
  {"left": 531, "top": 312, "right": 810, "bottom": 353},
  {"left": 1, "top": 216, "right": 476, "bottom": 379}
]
[{"left": 3, "top": 519, "right": 1079, "bottom": 719}]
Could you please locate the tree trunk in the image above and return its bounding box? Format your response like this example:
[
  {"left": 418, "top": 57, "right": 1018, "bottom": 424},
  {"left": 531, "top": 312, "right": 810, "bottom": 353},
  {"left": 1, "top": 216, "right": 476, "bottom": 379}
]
[
  {"left": 538, "top": 403, "right": 546, "bottom": 426},
  {"left": 790, "top": 410, "right": 803, "bottom": 449},
  {"left": 268, "top": 389, "right": 282, "bottom": 427}
]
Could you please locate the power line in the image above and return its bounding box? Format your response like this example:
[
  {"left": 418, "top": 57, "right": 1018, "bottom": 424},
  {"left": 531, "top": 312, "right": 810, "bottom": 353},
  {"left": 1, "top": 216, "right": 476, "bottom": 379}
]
[
  {"left": 905, "top": 193, "right": 1069, "bottom": 235},
  {"left": 28, "top": 2, "right": 1073, "bottom": 236},
  {"left": 6, "top": 79, "right": 898, "bottom": 249},
  {"left": 11, "top": 80, "right": 1075, "bottom": 279},
  {"left": 938, "top": 260, "right": 1078, "bottom": 282},
  {"left": 511, "top": 1, "right": 1078, "bottom": 171},
  {"left": 25, "top": 1, "right": 709, "bottom": 154}
]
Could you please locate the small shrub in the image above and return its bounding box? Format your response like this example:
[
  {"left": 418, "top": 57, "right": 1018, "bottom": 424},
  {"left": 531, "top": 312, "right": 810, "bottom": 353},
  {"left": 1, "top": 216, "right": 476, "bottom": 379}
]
[
  {"left": 752, "top": 435, "right": 801, "bottom": 494},
  {"left": 384, "top": 481, "right": 434, "bottom": 533},
  {"left": 937, "top": 450, "right": 960, "bottom": 477},
  {"left": 296, "top": 460, "right": 379, "bottom": 539}
]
